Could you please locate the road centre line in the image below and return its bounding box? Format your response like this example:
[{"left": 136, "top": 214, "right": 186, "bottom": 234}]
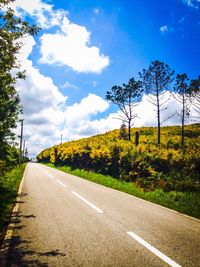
[
  {"left": 127, "top": 232, "right": 181, "bottom": 267},
  {"left": 71, "top": 191, "right": 104, "bottom": 214},
  {"left": 56, "top": 179, "right": 67, "bottom": 188}
]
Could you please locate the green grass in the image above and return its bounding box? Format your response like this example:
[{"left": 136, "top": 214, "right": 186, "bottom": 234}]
[
  {"left": 45, "top": 163, "right": 200, "bottom": 219},
  {"left": 0, "top": 164, "right": 26, "bottom": 244}
]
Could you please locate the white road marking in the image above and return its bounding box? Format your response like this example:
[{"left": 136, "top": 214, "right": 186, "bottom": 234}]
[
  {"left": 127, "top": 232, "right": 181, "bottom": 267},
  {"left": 48, "top": 174, "right": 54, "bottom": 179},
  {"left": 56, "top": 179, "right": 67, "bottom": 188},
  {"left": 71, "top": 191, "right": 103, "bottom": 214}
]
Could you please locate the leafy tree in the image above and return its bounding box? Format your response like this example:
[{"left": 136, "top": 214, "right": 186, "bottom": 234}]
[
  {"left": 0, "top": 0, "right": 39, "bottom": 168},
  {"left": 190, "top": 76, "right": 200, "bottom": 122},
  {"left": 139, "top": 60, "right": 174, "bottom": 145},
  {"left": 119, "top": 122, "right": 128, "bottom": 140},
  {"left": 106, "top": 78, "right": 143, "bottom": 140},
  {"left": 174, "top": 73, "right": 191, "bottom": 146}
]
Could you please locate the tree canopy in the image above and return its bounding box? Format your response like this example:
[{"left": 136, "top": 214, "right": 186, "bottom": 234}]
[
  {"left": 106, "top": 78, "right": 143, "bottom": 140},
  {"left": 139, "top": 60, "right": 174, "bottom": 145}
]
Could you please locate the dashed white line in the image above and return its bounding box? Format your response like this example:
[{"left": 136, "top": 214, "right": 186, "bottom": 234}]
[
  {"left": 127, "top": 232, "right": 181, "bottom": 267},
  {"left": 56, "top": 179, "right": 67, "bottom": 188},
  {"left": 71, "top": 191, "right": 103, "bottom": 214}
]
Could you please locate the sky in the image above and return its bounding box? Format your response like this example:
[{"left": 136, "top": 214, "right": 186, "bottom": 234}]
[{"left": 5, "top": 0, "right": 200, "bottom": 157}]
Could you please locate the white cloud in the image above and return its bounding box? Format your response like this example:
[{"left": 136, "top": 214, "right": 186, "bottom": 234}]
[
  {"left": 181, "top": 0, "right": 199, "bottom": 8},
  {"left": 39, "top": 16, "right": 110, "bottom": 73},
  {"left": 8, "top": 0, "right": 110, "bottom": 73},
  {"left": 61, "top": 81, "right": 78, "bottom": 90},
  {"left": 160, "top": 25, "right": 168, "bottom": 33},
  {"left": 94, "top": 8, "right": 99, "bottom": 15},
  {"left": 7, "top": 0, "right": 67, "bottom": 29},
  {"left": 15, "top": 36, "right": 67, "bottom": 157},
  {"left": 65, "top": 93, "right": 109, "bottom": 125}
]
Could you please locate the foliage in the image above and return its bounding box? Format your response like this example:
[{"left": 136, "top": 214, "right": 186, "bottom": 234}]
[
  {"left": 173, "top": 73, "right": 192, "bottom": 146},
  {"left": 106, "top": 78, "right": 143, "bottom": 140},
  {"left": 119, "top": 122, "right": 128, "bottom": 140},
  {"left": 0, "top": 163, "right": 26, "bottom": 245},
  {"left": 37, "top": 124, "right": 200, "bottom": 192},
  {"left": 190, "top": 76, "right": 200, "bottom": 122},
  {"left": 45, "top": 163, "right": 200, "bottom": 219},
  {"left": 139, "top": 60, "right": 174, "bottom": 145}
]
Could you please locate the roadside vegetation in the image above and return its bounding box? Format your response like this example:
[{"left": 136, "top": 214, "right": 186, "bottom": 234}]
[
  {"left": 45, "top": 163, "right": 200, "bottom": 219},
  {"left": 0, "top": 164, "right": 26, "bottom": 245},
  {"left": 37, "top": 124, "right": 200, "bottom": 219}
]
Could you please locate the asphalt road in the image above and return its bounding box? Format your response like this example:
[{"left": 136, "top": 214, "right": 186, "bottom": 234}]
[{"left": 2, "top": 163, "right": 200, "bottom": 266}]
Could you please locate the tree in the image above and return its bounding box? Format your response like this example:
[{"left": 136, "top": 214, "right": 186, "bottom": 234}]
[
  {"left": 190, "top": 76, "right": 200, "bottom": 122},
  {"left": 119, "top": 122, "right": 128, "bottom": 140},
  {"left": 174, "top": 73, "right": 191, "bottom": 146},
  {"left": 106, "top": 78, "right": 143, "bottom": 140},
  {"left": 0, "top": 0, "right": 39, "bottom": 167},
  {"left": 139, "top": 60, "right": 174, "bottom": 145}
]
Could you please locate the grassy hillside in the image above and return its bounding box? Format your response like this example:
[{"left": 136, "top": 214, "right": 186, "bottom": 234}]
[{"left": 37, "top": 124, "right": 200, "bottom": 192}]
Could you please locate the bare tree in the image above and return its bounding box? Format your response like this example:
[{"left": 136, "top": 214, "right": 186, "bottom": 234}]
[
  {"left": 173, "top": 73, "right": 192, "bottom": 146},
  {"left": 139, "top": 60, "right": 174, "bottom": 145},
  {"left": 106, "top": 78, "right": 143, "bottom": 140},
  {"left": 190, "top": 76, "right": 200, "bottom": 122}
]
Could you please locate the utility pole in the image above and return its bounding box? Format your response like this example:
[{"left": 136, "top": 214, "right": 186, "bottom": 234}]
[
  {"left": 19, "top": 119, "right": 24, "bottom": 167},
  {"left": 61, "top": 134, "right": 63, "bottom": 144},
  {"left": 25, "top": 147, "right": 28, "bottom": 159},
  {"left": 23, "top": 140, "right": 26, "bottom": 159}
]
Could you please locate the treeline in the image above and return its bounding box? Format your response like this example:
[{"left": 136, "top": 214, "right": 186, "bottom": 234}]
[
  {"left": 37, "top": 124, "right": 200, "bottom": 192},
  {"left": 0, "top": 1, "right": 39, "bottom": 174}
]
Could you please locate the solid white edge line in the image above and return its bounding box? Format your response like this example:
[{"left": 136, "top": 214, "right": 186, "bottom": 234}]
[
  {"left": 127, "top": 232, "right": 181, "bottom": 267},
  {"left": 71, "top": 191, "right": 103, "bottom": 214},
  {"left": 56, "top": 179, "right": 67, "bottom": 188}
]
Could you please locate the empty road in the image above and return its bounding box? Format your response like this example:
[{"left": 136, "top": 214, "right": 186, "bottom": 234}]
[{"left": 2, "top": 163, "right": 200, "bottom": 266}]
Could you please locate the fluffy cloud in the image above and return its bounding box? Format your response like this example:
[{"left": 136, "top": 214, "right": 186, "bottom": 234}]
[
  {"left": 8, "top": 0, "right": 110, "bottom": 73},
  {"left": 15, "top": 36, "right": 67, "bottom": 156},
  {"left": 94, "top": 8, "right": 99, "bottom": 15},
  {"left": 160, "top": 25, "right": 168, "bottom": 33},
  {"left": 39, "top": 16, "right": 110, "bottom": 73},
  {"left": 60, "top": 91, "right": 192, "bottom": 144},
  {"left": 181, "top": 0, "right": 200, "bottom": 8},
  {"left": 7, "top": 0, "right": 67, "bottom": 29},
  {"left": 63, "top": 94, "right": 110, "bottom": 140}
]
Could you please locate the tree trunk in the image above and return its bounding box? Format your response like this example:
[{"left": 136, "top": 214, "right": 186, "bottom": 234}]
[
  {"left": 156, "top": 78, "right": 161, "bottom": 145},
  {"left": 182, "top": 94, "right": 185, "bottom": 147},
  {"left": 128, "top": 120, "right": 131, "bottom": 141}
]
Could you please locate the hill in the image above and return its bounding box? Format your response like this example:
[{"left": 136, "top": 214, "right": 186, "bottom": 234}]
[{"left": 37, "top": 124, "right": 200, "bottom": 192}]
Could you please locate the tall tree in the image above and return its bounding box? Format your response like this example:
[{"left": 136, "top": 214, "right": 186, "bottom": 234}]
[
  {"left": 174, "top": 73, "right": 191, "bottom": 146},
  {"left": 0, "top": 0, "right": 39, "bottom": 166},
  {"left": 106, "top": 78, "right": 143, "bottom": 140},
  {"left": 139, "top": 60, "right": 174, "bottom": 145},
  {"left": 190, "top": 76, "right": 200, "bottom": 122}
]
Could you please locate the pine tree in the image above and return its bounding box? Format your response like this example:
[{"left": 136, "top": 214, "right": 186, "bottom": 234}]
[
  {"left": 139, "top": 60, "right": 174, "bottom": 145},
  {"left": 106, "top": 78, "right": 143, "bottom": 140}
]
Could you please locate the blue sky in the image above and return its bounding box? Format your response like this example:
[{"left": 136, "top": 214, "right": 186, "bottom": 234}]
[
  {"left": 6, "top": 0, "right": 200, "bottom": 156},
  {"left": 33, "top": 0, "right": 200, "bottom": 104}
]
